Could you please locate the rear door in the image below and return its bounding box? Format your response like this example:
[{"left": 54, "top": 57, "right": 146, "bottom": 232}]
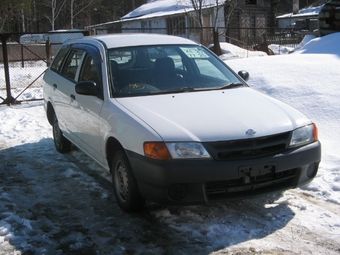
[{"left": 45, "top": 45, "right": 85, "bottom": 140}]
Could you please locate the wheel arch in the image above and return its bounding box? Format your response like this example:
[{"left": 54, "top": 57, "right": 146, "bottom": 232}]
[
  {"left": 46, "top": 101, "right": 55, "bottom": 126},
  {"left": 106, "top": 137, "right": 124, "bottom": 172}
]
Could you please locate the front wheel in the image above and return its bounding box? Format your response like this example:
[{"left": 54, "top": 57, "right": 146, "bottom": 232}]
[
  {"left": 52, "top": 114, "right": 71, "bottom": 153},
  {"left": 111, "top": 150, "right": 145, "bottom": 213}
]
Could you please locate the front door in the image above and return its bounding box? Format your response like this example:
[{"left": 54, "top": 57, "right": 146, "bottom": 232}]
[{"left": 69, "top": 45, "right": 105, "bottom": 164}]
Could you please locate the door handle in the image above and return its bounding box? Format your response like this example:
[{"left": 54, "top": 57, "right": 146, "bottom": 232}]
[{"left": 70, "top": 94, "right": 76, "bottom": 100}]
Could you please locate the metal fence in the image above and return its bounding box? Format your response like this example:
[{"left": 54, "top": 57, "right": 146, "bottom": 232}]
[
  {"left": 0, "top": 31, "right": 88, "bottom": 105},
  {"left": 1, "top": 28, "right": 304, "bottom": 105},
  {"left": 93, "top": 26, "right": 304, "bottom": 49},
  {"left": 226, "top": 27, "right": 305, "bottom": 50}
]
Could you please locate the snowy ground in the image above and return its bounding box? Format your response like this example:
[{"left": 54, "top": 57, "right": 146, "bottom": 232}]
[{"left": 1, "top": 33, "right": 340, "bottom": 254}]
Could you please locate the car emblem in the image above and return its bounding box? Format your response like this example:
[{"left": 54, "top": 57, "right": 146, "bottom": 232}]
[{"left": 246, "top": 129, "right": 256, "bottom": 136}]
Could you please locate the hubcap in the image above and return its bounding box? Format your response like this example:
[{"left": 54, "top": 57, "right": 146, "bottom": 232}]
[
  {"left": 115, "top": 162, "right": 129, "bottom": 202},
  {"left": 53, "top": 119, "right": 61, "bottom": 147}
]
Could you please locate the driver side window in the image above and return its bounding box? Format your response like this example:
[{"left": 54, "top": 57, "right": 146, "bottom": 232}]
[{"left": 79, "top": 53, "right": 101, "bottom": 87}]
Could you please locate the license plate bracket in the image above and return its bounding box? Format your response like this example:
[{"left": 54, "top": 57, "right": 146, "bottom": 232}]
[{"left": 238, "top": 162, "right": 277, "bottom": 178}]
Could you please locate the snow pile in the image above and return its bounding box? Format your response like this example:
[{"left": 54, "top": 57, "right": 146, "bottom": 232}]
[
  {"left": 290, "top": 34, "right": 318, "bottom": 52},
  {"left": 292, "top": 32, "right": 340, "bottom": 54},
  {"left": 210, "top": 42, "right": 268, "bottom": 60},
  {"left": 226, "top": 32, "right": 340, "bottom": 207}
]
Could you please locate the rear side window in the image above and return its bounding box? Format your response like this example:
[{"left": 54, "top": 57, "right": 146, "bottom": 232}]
[
  {"left": 60, "top": 49, "right": 85, "bottom": 80},
  {"left": 109, "top": 50, "right": 135, "bottom": 68},
  {"left": 50, "top": 45, "right": 69, "bottom": 72}
]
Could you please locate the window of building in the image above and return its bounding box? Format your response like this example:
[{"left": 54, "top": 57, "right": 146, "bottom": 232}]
[
  {"left": 245, "top": 0, "right": 257, "bottom": 5},
  {"left": 167, "top": 16, "right": 186, "bottom": 35}
]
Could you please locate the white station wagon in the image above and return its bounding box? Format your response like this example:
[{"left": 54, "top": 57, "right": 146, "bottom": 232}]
[{"left": 43, "top": 34, "right": 321, "bottom": 212}]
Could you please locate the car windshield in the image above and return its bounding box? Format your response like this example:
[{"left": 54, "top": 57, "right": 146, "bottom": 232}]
[{"left": 108, "top": 45, "right": 244, "bottom": 97}]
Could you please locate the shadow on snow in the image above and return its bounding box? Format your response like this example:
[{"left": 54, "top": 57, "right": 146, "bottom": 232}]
[{"left": 0, "top": 139, "right": 294, "bottom": 254}]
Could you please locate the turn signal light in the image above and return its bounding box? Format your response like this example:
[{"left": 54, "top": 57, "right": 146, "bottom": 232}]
[{"left": 144, "top": 142, "right": 172, "bottom": 160}]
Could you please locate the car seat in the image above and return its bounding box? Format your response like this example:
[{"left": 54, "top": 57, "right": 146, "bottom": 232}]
[
  {"left": 111, "top": 60, "right": 120, "bottom": 81},
  {"left": 153, "top": 57, "right": 184, "bottom": 90}
]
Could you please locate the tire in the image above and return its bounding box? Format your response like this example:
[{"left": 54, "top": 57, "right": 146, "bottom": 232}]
[
  {"left": 52, "top": 114, "right": 71, "bottom": 153},
  {"left": 111, "top": 150, "right": 145, "bottom": 213}
]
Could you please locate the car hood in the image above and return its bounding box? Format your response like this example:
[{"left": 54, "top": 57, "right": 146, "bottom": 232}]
[{"left": 115, "top": 87, "right": 311, "bottom": 142}]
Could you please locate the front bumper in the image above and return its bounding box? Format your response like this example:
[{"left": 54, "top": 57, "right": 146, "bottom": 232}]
[{"left": 127, "top": 141, "right": 321, "bottom": 205}]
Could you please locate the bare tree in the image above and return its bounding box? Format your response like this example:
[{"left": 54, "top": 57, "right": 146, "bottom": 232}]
[
  {"left": 211, "top": 0, "right": 228, "bottom": 55},
  {"left": 21, "top": 5, "right": 26, "bottom": 32},
  {"left": 223, "top": 0, "right": 238, "bottom": 31},
  {"left": 186, "top": 0, "right": 228, "bottom": 54},
  {"left": 190, "top": 0, "right": 204, "bottom": 28},
  {"left": 211, "top": 0, "right": 240, "bottom": 54},
  {"left": 70, "top": 0, "right": 94, "bottom": 29},
  {"left": 44, "top": 0, "right": 67, "bottom": 30},
  {"left": 0, "top": 0, "right": 30, "bottom": 32}
]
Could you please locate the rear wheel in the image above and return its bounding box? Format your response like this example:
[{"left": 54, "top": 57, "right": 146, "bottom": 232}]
[
  {"left": 52, "top": 114, "right": 71, "bottom": 153},
  {"left": 111, "top": 150, "right": 145, "bottom": 213}
]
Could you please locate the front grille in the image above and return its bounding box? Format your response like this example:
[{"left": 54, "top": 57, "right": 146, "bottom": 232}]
[
  {"left": 206, "top": 169, "right": 297, "bottom": 200},
  {"left": 204, "top": 132, "right": 290, "bottom": 160}
]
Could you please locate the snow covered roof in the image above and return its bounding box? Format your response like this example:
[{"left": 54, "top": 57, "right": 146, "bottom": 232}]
[
  {"left": 122, "top": 0, "right": 224, "bottom": 20},
  {"left": 276, "top": 4, "right": 323, "bottom": 19},
  {"left": 85, "top": 0, "right": 223, "bottom": 29}
]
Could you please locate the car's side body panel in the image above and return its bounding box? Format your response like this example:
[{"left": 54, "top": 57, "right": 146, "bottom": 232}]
[
  {"left": 44, "top": 68, "right": 75, "bottom": 137},
  {"left": 99, "top": 98, "right": 164, "bottom": 159}
]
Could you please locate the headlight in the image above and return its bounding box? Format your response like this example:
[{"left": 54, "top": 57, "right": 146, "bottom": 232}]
[
  {"left": 166, "top": 142, "right": 211, "bottom": 159},
  {"left": 289, "top": 124, "right": 318, "bottom": 148}
]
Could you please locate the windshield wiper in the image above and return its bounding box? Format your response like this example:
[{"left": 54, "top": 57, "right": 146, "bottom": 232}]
[
  {"left": 174, "top": 87, "right": 196, "bottom": 92},
  {"left": 218, "top": 82, "right": 244, "bottom": 90},
  {"left": 160, "top": 87, "right": 196, "bottom": 93},
  {"left": 149, "top": 84, "right": 244, "bottom": 95}
]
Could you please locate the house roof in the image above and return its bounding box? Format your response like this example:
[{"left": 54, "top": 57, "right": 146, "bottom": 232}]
[
  {"left": 276, "top": 4, "right": 323, "bottom": 19},
  {"left": 122, "top": 0, "right": 224, "bottom": 20},
  {"left": 85, "top": 0, "right": 223, "bottom": 30}
]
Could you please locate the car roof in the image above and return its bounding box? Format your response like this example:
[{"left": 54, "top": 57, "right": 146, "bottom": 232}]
[{"left": 67, "top": 33, "right": 198, "bottom": 48}]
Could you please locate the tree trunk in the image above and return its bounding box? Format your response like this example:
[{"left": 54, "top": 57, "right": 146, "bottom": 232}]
[
  {"left": 71, "top": 0, "right": 74, "bottom": 29},
  {"left": 213, "top": 29, "right": 222, "bottom": 56}
]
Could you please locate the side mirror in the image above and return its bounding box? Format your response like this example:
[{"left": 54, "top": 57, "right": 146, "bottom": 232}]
[
  {"left": 75, "top": 81, "right": 98, "bottom": 96},
  {"left": 238, "top": 70, "right": 249, "bottom": 82}
]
